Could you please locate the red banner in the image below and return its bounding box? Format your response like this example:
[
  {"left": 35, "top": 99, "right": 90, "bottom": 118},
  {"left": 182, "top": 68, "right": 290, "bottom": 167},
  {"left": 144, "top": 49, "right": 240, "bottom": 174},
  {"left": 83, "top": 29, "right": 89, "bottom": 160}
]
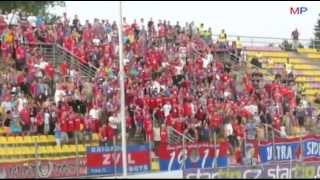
[{"left": 0, "top": 157, "right": 86, "bottom": 178}]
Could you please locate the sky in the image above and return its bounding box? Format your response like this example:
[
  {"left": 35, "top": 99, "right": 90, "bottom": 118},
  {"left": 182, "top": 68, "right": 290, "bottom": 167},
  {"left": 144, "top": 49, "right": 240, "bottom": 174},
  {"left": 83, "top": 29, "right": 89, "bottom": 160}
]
[{"left": 49, "top": 1, "right": 320, "bottom": 41}]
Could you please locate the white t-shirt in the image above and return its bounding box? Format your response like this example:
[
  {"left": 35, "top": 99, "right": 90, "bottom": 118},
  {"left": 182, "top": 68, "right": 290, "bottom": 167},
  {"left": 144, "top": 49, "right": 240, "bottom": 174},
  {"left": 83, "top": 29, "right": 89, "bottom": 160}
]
[
  {"left": 93, "top": 38, "right": 100, "bottom": 46},
  {"left": 162, "top": 103, "right": 172, "bottom": 117},
  {"left": 109, "top": 115, "right": 120, "bottom": 129},
  {"left": 175, "top": 65, "right": 183, "bottom": 76},
  {"left": 1, "top": 101, "right": 12, "bottom": 113},
  {"left": 224, "top": 91, "right": 231, "bottom": 98},
  {"left": 27, "top": 16, "right": 37, "bottom": 27},
  {"left": 190, "top": 103, "right": 196, "bottom": 116},
  {"left": 224, "top": 123, "right": 233, "bottom": 137},
  {"left": 301, "top": 99, "right": 308, "bottom": 109},
  {"left": 244, "top": 105, "right": 258, "bottom": 115},
  {"left": 124, "top": 58, "right": 130, "bottom": 65},
  {"left": 17, "top": 97, "right": 28, "bottom": 112},
  {"left": 151, "top": 81, "right": 161, "bottom": 94},
  {"left": 70, "top": 69, "right": 77, "bottom": 80},
  {"left": 44, "top": 113, "right": 50, "bottom": 125},
  {"left": 153, "top": 127, "right": 160, "bottom": 141},
  {"left": 203, "top": 54, "right": 213, "bottom": 69},
  {"left": 280, "top": 126, "right": 287, "bottom": 138},
  {"left": 54, "top": 89, "right": 66, "bottom": 104},
  {"left": 6, "top": 13, "right": 19, "bottom": 25},
  {"left": 179, "top": 47, "right": 187, "bottom": 59},
  {"left": 39, "top": 61, "right": 48, "bottom": 70},
  {"left": 89, "top": 108, "right": 100, "bottom": 120}
]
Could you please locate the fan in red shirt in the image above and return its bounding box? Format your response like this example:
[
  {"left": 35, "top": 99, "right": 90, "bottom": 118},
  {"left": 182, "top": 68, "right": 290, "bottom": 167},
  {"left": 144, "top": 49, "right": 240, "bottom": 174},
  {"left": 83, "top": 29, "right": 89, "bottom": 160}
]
[
  {"left": 155, "top": 96, "right": 164, "bottom": 108},
  {"left": 158, "top": 24, "right": 166, "bottom": 38},
  {"left": 67, "top": 114, "right": 76, "bottom": 133},
  {"left": 63, "top": 36, "right": 75, "bottom": 51},
  {"left": 99, "top": 123, "right": 108, "bottom": 145},
  {"left": 45, "top": 63, "right": 55, "bottom": 80},
  {"left": 273, "top": 89, "right": 282, "bottom": 103},
  {"left": 126, "top": 114, "right": 133, "bottom": 130},
  {"left": 289, "top": 98, "right": 297, "bottom": 109},
  {"left": 207, "top": 99, "right": 215, "bottom": 113},
  {"left": 0, "top": 16, "right": 7, "bottom": 36},
  {"left": 59, "top": 105, "right": 69, "bottom": 122},
  {"left": 209, "top": 113, "right": 222, "bottom": 130},
  {"left": 183, "top": 101, "right": 193, "bottom": 117},
  {"left": 174, "top": 118, "right": 186, "bottom": 134},
  {"left": 60, "top": 62, "right": 69, "bottom": 77},
  {"left": 160, "top": 124, "right": 168, "bottom": 145},
  {"left": 141, "top": 68, "right": 151, "bottom": 82},
  {"left": 234, "top": 147, "right": 243, "bottom": 165},
  {"left": 24, "top": 27, "right": 36, "bottom": 44},
  {"left": 195, "top": 106, "right": 206, "bottom": 122},
  {"left": 195, "top": 57, "right": 203, "bottom": 70},
  {"left": 29, "top": 81, "right": 38, "bottom": 98},
  {"left": 165, "top": 114, "right": 176, "bottom": 127},
  {"left": 244, "top": 80, "right": 254, "bottom": 94},
  {"left": 217, "top": 139, "right": 231, "bottom": 167},
  {"left": 16, "top": 73, "right": 25, "bottom": 87},
  {"left": 20, "top": 107, "right": 30, "bottom": 133},
  {"left": 147, "top": 49, "right": 161, "bottom": 71},
  {"left": 36, "top": 111, "right": 44, "bottom": 132},
  {"left": 233, "top": 116, "right": 245, "bottom": 140},
  {"left": 60, "top": 118, "right": 68, "bottom": 133},
  {"left": 1, "top": 42, "right": 10, "bottom": 63},
  {"left": 239, "top": 108, "right": 252, "bottom": 119},
  {"left": 148, "top": 98, "right": 157, "bottom": 110},
  {"left": 272, "top": 114, "right": 282, "bottom": 131},
  {"left": 74, "top": 116, "right": 84, "bottom": 132},
  {"left": 219, "top": 139, "right": 231, "bottom": 156},
  {"left": 83, "top": 27, "right": 93, "bottom": 44},
  {"left": 222, "top": 72, "right": 231, "bottom": 84},
  {"left": 144, "top": 116, "right": 153, "bottom": 141},
  {"left": 106, "top": 123, "right": 115, "bottom": 143}
]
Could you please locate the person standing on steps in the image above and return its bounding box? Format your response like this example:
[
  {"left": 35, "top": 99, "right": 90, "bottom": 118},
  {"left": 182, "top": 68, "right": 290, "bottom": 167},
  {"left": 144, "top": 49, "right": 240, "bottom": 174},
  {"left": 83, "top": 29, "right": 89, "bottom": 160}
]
[{"left": 291, "top": 28, "right": 299, "bottom": 50}]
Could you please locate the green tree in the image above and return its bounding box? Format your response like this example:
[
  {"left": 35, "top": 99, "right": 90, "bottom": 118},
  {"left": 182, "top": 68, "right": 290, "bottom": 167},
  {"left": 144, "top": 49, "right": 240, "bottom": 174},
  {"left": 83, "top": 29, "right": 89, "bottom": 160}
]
[
  {"left": 0, "top": 1, "right": 65, "bottom": 16},
  {"left": 311, "top": 13, "right": 320, "bottom": 49}
]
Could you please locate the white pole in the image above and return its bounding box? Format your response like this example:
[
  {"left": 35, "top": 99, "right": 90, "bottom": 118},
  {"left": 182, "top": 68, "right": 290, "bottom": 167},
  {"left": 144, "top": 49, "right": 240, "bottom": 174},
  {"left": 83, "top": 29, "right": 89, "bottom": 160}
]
[{"left": 118, "top": 1, "right": 127, "bottom": 177}]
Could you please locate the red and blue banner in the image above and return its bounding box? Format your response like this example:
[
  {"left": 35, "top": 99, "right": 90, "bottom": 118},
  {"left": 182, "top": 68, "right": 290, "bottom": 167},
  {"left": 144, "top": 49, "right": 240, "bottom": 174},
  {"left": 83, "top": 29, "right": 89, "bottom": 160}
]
[
  {"left": 86, "top": 144, "right": 150, "bottom": 175},
  {"left": 303, "top": 136, "right": 320, "bottom": 160},
  {"left": 257, "top": 135, "right": 320, "bottom": 164},
  {"left": 158, "top": 143, "right": 227, "bottom": 171},
  {"left": 258, "top": 138, "right": 300, "bottom": 163}
]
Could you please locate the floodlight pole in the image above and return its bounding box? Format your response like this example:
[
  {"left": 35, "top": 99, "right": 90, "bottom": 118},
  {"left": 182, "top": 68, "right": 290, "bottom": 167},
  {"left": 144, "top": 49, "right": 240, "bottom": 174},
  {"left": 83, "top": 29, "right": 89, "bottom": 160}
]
[{"left": 118, "top": 1, "right": 128, "bottom": 177}]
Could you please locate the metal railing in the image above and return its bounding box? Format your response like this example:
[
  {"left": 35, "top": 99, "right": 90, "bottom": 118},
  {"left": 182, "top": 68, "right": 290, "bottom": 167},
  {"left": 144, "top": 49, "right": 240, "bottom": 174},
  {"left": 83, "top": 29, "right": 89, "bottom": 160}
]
[
  {"left": 55, "top": 44, "right": 98, "bottom": 81},
  {"left": 212, "top": 34, "right": 320, "bottom": 49},
  {"left": 22, "top": 42, "right": 98, "bottom": 81},
  {"left": 167, "top": 127, "right": 195, "bottom": 145}
]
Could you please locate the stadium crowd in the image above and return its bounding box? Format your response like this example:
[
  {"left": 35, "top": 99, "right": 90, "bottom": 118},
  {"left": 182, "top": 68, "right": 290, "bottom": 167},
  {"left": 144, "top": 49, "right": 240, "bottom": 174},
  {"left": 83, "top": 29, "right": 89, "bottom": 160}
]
[{"left": 0, "top": 9, "right": 318, "bottom": 166}]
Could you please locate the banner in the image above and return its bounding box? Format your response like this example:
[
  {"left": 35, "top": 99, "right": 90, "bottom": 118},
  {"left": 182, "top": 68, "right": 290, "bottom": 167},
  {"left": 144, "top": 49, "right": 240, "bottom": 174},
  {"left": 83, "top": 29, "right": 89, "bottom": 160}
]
[
  {"left": 158, "top": 143, "right": 227, "bottom": 171},
  {"left": 183, "top": 161, "right": 320, "bottom": 179},
  {"left": 303, "top": 136, "right": 320, "bottom": 160},
  {"left": 86, "top": 144, "right": 150, "bottom": 175},
  {"left": 0, "top": 157, "right": 86, "bottom": 179},
  {"left": 258, "top": 141, "right": 299, "bottom": 163},
  {"left": 258, "top": 135, "right": 320, "bottom": 163}
]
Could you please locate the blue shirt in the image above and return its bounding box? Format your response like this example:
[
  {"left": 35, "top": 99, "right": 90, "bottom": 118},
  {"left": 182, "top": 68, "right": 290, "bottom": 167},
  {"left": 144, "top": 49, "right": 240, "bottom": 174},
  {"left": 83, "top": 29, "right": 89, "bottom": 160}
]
[
  {"left": 36, "top": 16, "right": 44, "bottom": 27},
  {"left": 54, "top": 129, "right": 61, "bottom": 139},
  {"left": 10, "top": 120, "right": 21, "bottom": 134},
  {"left": 246, "top": 122, "right": 257, "bottom": 140}
]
